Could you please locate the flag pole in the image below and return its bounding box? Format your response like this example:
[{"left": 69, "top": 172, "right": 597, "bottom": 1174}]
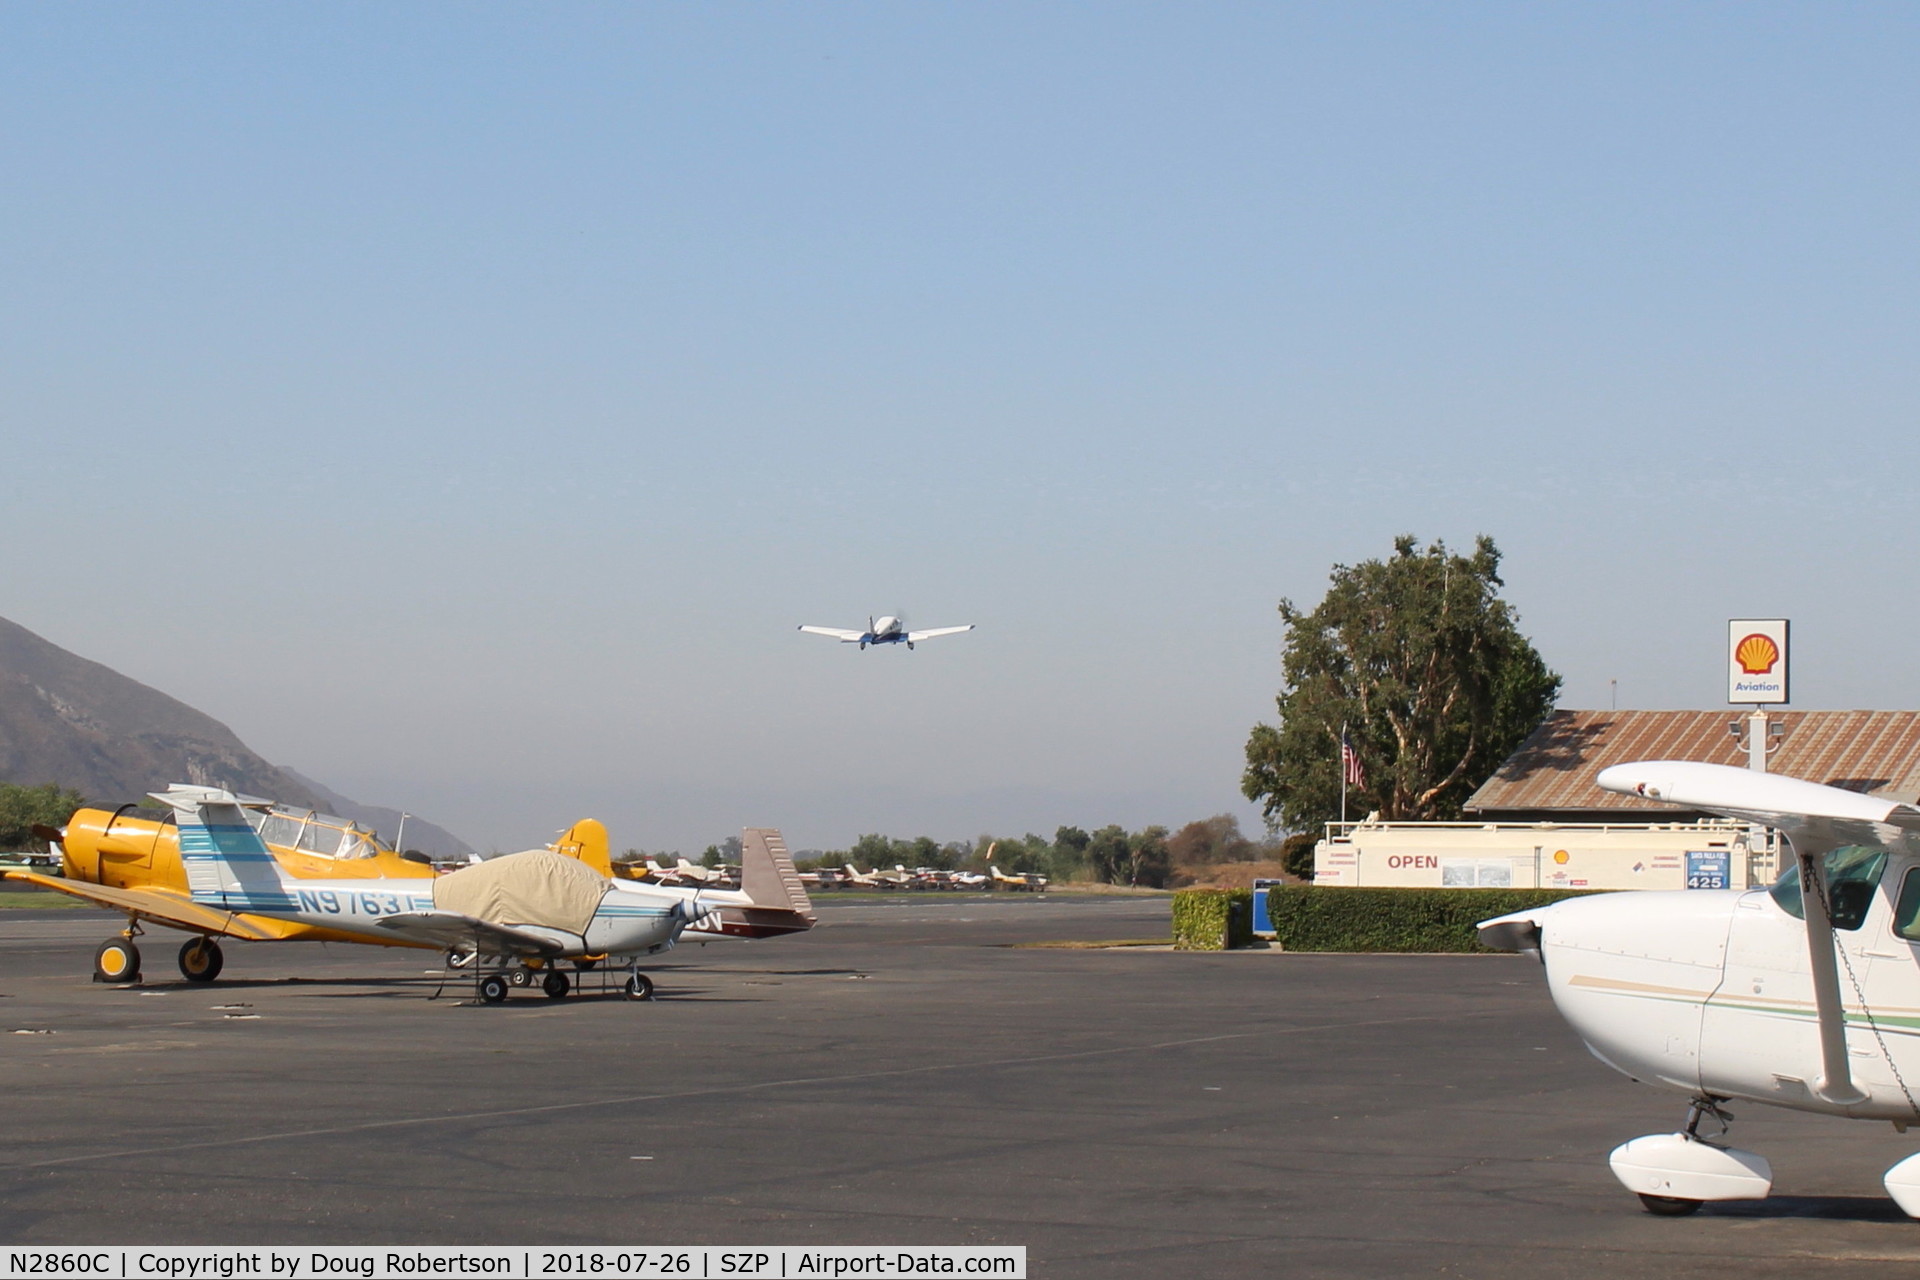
[{"left": 1339, "top": 722, "right": 1348, "bottom": 829}]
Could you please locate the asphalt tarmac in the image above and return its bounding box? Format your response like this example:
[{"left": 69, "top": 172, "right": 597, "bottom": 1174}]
[{"left": 3, "top": 895, "right": 1919, "bottom": 1278}]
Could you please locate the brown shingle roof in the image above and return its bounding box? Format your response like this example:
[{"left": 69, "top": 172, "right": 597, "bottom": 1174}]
[{"left": 1463, "top": 710, "right": 1920, "bottom": 818}]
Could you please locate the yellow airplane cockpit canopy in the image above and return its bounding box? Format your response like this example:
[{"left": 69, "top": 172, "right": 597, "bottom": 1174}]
[{"left": 246, "top": 806, "right": 385, "bottom": 860}]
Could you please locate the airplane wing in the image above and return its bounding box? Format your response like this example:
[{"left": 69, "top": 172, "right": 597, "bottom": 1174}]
[
  {"left": 798, "top": 626, "right": 867, "bottom": 642},
  {"left": 1596, "top": 761, "right": 1920, "bottom": 850},
  {"left": 371, "top": 910, "right": 570, "bottom": 957},
  {"left": 1, "top": 870, "right": 281, "bottom": 940},
  {"left": 905, "top": 625, "right": 974, "bottom": 643}
]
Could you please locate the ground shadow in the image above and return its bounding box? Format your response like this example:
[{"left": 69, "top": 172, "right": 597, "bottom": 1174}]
[{"left": 1706, "top": 1195, "right": 1910, "bottom": 1223}]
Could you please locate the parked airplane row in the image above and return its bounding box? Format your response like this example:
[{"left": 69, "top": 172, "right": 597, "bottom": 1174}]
[
  {"left": 7, "top": 790, "right": 814, "bottom": 1005},
  {"left": 802, "top": 863, "right": 1045, "bottom": 891}
]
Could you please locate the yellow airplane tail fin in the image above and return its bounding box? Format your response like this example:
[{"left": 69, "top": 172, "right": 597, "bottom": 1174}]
[{"left": 550, "top": 819, "right": 612, "bottom": 878}]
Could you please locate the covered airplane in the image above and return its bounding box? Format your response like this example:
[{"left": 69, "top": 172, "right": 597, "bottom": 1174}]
[
  {"left": 797, "top": 615, "right": 973, "bottom": 651},
  {"left": 1479, "top": 761, "right": 1920, "bottom": 1217}
]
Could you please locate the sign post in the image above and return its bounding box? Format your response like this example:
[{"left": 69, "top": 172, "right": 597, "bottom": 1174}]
[{"left": 1728, "top": 618, "right": 1789, "bottom": 883}]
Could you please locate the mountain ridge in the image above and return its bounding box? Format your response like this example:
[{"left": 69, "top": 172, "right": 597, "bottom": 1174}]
[{"left": 0, "top": 615, "right": 473, "bottom": 859}]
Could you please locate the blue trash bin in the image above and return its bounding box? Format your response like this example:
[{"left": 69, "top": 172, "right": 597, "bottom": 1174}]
[{"left": 1252, "top": 878, "right": 1283, "bottom": 935}]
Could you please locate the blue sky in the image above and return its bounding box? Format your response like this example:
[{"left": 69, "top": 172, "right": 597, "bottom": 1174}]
[{"left": 4, "top": 4, "right": 1918, "bottom": 852}]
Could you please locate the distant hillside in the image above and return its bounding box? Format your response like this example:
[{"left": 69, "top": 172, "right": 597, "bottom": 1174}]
[
  {"left": 0, "top": 615, "right": 472, "bottom": 858},
  {"left": 280, "top": 768, "right": 474, "bottom": 862}
]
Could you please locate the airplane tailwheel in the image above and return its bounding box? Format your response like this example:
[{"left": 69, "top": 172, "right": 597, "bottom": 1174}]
[
  {"left": 478, "top": 974, "right": 510, "bottom": 1005},
  {"left": 509, "top": 967, "right": 533, "bottom": 987},
  {"left": 178, "top": 937, "right": 224, "bottom": 982},
  {"left": 624, "top": 973, "right": 654, "bottom": 1002},
  {"left": 1637, "top": 1194, "right": 1703, "bottom": 1217},
  {"left": 93, "top": 938, "right": 141, "bottom": 984},
  {"left": 542, "top": 970, "right": 571, "bottom": 1000}
]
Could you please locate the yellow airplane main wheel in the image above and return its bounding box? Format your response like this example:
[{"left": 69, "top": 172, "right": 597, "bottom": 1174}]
[
  {"left": 178, "top": 937, "right": 224, "bottom": 983},
  {"left": 93, "top": 938, "right": 141, "bottom": 984}
]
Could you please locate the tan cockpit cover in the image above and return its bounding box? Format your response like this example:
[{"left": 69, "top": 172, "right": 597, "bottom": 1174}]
[{"left": 433, "top": 850, "right": 607, "bottom": 935}]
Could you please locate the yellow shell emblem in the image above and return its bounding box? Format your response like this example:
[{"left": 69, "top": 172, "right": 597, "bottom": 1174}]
[{"left": 1735, "top": 632, "right": 1780, "bottom": 675}]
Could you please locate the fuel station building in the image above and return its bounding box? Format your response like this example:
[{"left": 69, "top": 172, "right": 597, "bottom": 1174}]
[{"left": 1312, "top": 710, "right": 1920, "bottom": 891}]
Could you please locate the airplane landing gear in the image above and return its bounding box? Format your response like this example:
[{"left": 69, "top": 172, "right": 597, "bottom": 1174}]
[
  {"left": 1610, "top": 1097, "right": 1772, "bottom": 1215},
  {"left": 1637, "top": 1193, "right": 1703, "bottom": 1217},
  {"left": 178, "top": 937, "right": 224, "bottom": 982},
  {"left": 542, "top": 970, "right": 571, "bottom": 1000},
  {"left": 478, "top": 974, "right": 510, "bottom": 1004},
  {"left": 624, "top": 971, "right": 655, "bottom": 1001},
  {"left": 93, "top": 937, "right": 141, "bottom": 984}
]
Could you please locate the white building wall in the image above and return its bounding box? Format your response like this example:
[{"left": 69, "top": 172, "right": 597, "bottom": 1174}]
[{"left": 1313, "top": 819, "right": 1773, "bottom": 892}]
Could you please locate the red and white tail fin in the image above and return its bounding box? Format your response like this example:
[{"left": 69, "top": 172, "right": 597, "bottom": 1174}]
[{"left": 744, "top": 828, "right": 813, "bottom": 920}]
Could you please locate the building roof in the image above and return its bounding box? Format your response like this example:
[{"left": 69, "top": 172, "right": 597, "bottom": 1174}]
[{"left": 1463, "top": 710, "right": 1920, "bottom": 819}]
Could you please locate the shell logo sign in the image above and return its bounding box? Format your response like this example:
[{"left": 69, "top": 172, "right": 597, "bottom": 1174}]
[
  {"left": 1728, "top": 619, "right": 1789, "bottom": 705},
  {"left": 1734, "top": 632, "right": 1780, "bottom": 675}
]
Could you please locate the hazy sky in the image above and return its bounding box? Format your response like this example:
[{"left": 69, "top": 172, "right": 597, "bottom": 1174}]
[{"left": 5, "top": 4, "right": 1918, "bottom": 853}]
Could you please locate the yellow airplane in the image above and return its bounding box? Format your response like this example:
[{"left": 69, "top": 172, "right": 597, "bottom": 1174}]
[{"left": 8, "top": 795, "right": 441, "bottom": 983}]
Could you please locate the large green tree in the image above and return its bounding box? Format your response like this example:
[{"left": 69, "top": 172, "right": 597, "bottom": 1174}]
[{"left": 1242, "top": 535, "right": 1560, "bottom": 831}]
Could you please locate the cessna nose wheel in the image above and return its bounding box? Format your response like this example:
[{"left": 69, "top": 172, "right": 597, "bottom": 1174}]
[{"left": 1637, "top": 1194, "right": 1703, "bottom": 1217}]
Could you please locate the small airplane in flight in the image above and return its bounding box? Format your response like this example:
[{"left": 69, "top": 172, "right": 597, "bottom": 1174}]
[
  {"left": 798, "top": 615, "right": 974, "bottom": 651},
  {"left": 1479, "top": 760, "right": 1920, "bottom": 1218}
]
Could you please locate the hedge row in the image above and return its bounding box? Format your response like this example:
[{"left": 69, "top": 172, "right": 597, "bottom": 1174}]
[
  {"left": 1263, "top": 885, "right": 1598, "bottom": 953},
  {"left": 1172, "top": 889, "right": 1254, "bottom": 951}
]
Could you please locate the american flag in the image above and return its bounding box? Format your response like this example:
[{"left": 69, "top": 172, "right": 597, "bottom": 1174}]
[{"left": 1341, "top": 731, "right": 1365, "bottom": 787}]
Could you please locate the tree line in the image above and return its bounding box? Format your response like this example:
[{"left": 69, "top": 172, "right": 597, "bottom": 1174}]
[{"left": 0, "top": 783, "right": 89, "bottom": 853}]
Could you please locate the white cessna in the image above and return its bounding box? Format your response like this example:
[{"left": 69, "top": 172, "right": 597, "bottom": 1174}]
[
  {"left": 1479, "top": 761, "right": 1920, "bottom": 1217},
  {"left": 797, "top": 615, "right": 973, "bottom": 651}
]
